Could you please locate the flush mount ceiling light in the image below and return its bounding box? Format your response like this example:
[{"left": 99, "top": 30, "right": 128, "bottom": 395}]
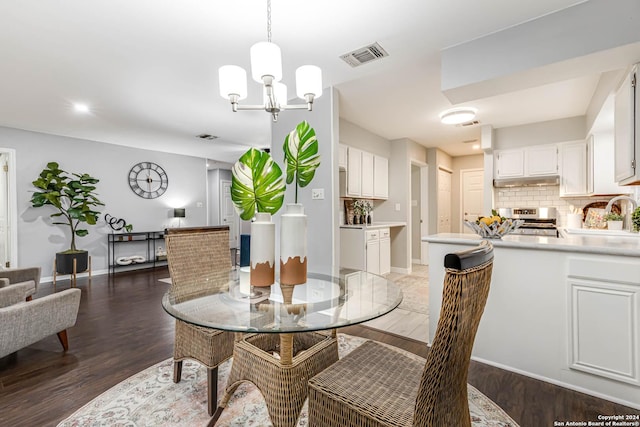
[
  {"left": 439, "top": 107, "right": 477, "bottom": 125},
  {"left": 218, "top": 0, "right": 322, "bottom": 122},
  {"left": 73, "top": 103, "right": 90, "bottom": 114}
]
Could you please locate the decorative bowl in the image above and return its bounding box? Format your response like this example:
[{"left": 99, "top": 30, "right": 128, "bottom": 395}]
[{"left": 464, "top": 219, "right": 524, "bottom": 239}]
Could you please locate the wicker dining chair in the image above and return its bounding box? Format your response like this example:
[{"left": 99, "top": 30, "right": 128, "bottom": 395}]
[
  {"left": 308, "top": 240, "right": 502, "bottom": 427},
  {"left": 164, "top": 226, "right": 236, "bottom": 416}
]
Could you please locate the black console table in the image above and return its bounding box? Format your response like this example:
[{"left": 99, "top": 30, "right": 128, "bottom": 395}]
[{"left": 107, "top": 231, "right": 167, "bottom": 275}]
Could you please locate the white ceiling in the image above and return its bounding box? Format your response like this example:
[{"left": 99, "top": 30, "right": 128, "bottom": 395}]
[{"left": 0, "top": 0, "right": 620, "bottom": 163}]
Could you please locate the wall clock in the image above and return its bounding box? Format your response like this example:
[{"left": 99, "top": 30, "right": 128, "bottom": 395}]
[{"left": 128, "top": 162, "right": 168, "bottom": 199}]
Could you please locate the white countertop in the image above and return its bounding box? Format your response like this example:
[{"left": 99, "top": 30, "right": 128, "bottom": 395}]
[
  {"left": 340, "top": 221, "right": 407, "bottom": 230},
  {"left": 422, "top": 230, "right": 640, "bottom": 257}
]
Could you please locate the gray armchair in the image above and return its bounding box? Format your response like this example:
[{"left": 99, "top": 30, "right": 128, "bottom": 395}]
[
  {"left": 0, "top": 283, "right": 81, "bottom": 358},
  {"left": 0, "top": 267, "right": 41, "bottom": 301}
]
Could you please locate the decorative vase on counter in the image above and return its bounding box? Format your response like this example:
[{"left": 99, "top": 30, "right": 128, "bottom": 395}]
[
  {"left": 280, "top": 203, "right": 307, "bottom": 285},
  {"left": 607, "top": 220, "right": 623, "bottom": 231},
  {"left": 250, "top": 212, "right": 275, "bottom": 287}
]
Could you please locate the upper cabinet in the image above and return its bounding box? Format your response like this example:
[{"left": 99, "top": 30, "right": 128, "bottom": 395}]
[
  {"left": 494, "top": 144, "right": 558, "bottom": 179},
  {"left": 342, "top": 146, "right": 388, "bottom": 200},
  {"left": 560, "top": 140, "right": 589, "bottom": 197},
  {"left": 338, "top": 144, "right": 348, "bottom": 171},
  {"left": 614, "top": 64, "right": 640, "bottom": 185}
]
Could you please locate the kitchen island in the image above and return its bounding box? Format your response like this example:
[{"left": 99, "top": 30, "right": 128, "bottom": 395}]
[{"left": 423, "top": 232, "right": 640, "bottom": 410}]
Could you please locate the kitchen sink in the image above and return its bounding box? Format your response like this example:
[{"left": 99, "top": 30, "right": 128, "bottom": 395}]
[{"left": 562, "top": 228, "right": 640, "bottom": 238}]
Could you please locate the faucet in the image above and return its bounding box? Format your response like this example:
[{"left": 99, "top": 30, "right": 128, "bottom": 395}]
[{"left": 605, "top": 196, "right": 638, "bottom": 231}]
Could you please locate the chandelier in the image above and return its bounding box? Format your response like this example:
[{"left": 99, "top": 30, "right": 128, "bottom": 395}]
[{"left": 218, "top": 0, "right": 323, "bottom": 122}]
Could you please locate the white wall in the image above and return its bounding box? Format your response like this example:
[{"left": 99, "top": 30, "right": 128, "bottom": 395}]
[
  {"left": 207, "top": 168, "right": 232, "bottom": 226},
  {"left": 494, "top": 116, "right": 586, "bottom": 149},
  {"left": 339, "top": 118, "right": 391, "bottom": 158},
  {"left": 0, "top": 126, "right": 208, "bottom": 279},
  {"left": 271, "top": 88, "right": 339, "bottom": 276}
]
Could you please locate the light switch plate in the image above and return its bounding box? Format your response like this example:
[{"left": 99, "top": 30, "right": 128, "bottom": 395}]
[
  {"left": 312, "top": 188, "right": 325, "bottom": 200},
  {"left": 395, "top": 203, "right": 401, "bottom": 211}
]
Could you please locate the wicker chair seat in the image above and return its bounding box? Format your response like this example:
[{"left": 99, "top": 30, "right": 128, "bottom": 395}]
[
  {"left": 309, "top": 340, "right": 422, "bottom": 427},
  {"left": 173, "top": 320, "right": 235, "bottom": 367}
]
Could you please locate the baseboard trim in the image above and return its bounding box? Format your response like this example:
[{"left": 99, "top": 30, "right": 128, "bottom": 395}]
[{"left": 390, "top": 267, "right": 410, "bottom": 275}]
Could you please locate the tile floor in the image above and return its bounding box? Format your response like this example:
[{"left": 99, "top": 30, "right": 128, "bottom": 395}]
[{"left": 363, "top": 264, "right": 430, "bottom": 343}]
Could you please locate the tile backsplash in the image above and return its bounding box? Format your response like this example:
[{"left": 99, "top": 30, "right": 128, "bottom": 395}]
[{"left": 493, "top": 186, "right": 612, "bottom": 227}]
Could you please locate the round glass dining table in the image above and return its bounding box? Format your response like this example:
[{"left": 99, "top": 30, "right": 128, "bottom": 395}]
[
  {"left": 162, "top": 268, "right": 403, "bottom": 427},
  {"left": 162, "top": 268, "right": 403, "bottom": 334}
]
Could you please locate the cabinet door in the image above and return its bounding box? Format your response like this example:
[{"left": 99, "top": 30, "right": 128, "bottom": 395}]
[
  {"left": 373, "top": 155, "right": 388, "bottom": 199},
  {"left": 379, "top": 234, "right": 390, "bottom": 275},
  {"left": 361, "top": 151, "right": 374, "bottom": 198},
  {"left": 346, "top": 147, "right": 362, "bottom": 197},
  {"left": 614, "top": 68, "right": 636, "bottom": 183},
  {"left": 560, "top": 141, "right": 588, "bottom": 197},
  {"left": 338, "top": 144, "right": 348, "bottom": 171},
  {"left": 495, "top": 149, "right": 524, "bottom": 178},
  {"left": 366, "top": 238, "right": 380, "bottom": 275},
  {"left": 526, "top": 144, "right": 558, "bottom": 176}
]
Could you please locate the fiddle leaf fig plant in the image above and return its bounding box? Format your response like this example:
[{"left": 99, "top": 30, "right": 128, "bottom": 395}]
[
  {"left": 283, "top": 120, "right": 321, "bottom": 203},
  {"left": 231, "top": 148, "right": 285, "bottom": 220},
  {"left": 30, "top": 162, "right": 104, "bottom": 253}
]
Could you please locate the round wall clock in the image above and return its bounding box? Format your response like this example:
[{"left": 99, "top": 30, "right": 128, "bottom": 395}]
[{"left": 128, "top": 162, "right": 168, "bottom": 199}]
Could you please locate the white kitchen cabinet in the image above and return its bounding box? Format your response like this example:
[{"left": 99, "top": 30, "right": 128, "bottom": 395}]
[
  {"left": 526, "top": 144, "right": 558, "bottom": 176},
  {"left": 346, "top": 147, "right": 362, "bottom": 197},
  {"left": 342, "top": 145, "right": 389, "bottom": 199},
  {"left": 495, "top": 144, "right": 558, "bottom": 179},
  {"left": 614, "top": 64, "right": 640, "bottom": 185},
  {"left": 361, "top": 151, "right": 374, "bottom": 198},
  {"left": 560, "top": 140, "right": 589, "bottom": 197},
  {"left": 365, "top": 230, "right": 380, "bottom": 275},
  {"left": 379, "top": 228, "right": 391, "bottom": 275},
  {"left": 338, "top": 143, "right": 348, "bottom": 171},
  {"left": 373, "top": 155, "right": 388, "bottom": 199},
  {"left": 494, "top": 149, "right": 524, "bottom": 178}
]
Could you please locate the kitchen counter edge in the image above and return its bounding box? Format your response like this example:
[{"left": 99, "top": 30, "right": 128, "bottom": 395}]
[
  {"left": 422, "top": 233, "right": 640, "bottom": 257},
  {"left": 340, "top": 222, "right": 407, "bottom": 230}
]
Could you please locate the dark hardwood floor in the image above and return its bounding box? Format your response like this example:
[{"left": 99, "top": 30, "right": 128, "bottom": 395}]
[{"left": 0, "top": 268, "right": 638, "bottom": 427}]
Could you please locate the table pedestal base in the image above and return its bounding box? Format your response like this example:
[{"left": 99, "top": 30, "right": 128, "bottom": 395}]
[{"left": 216, "top": 331, "right": 338, "bottom": 427}]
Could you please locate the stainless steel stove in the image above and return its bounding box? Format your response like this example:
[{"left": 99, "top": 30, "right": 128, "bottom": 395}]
[{"left": 498, "top": 207, "right": 559, "bottom": 237}]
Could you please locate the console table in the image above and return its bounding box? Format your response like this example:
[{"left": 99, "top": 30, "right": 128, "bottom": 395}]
[{"left": 107, "top": 231, "right": 167, "bottom": 275}]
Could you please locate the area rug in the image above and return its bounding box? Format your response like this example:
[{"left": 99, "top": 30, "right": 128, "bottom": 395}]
[
  {"left": 57, "top": 334, "right": 518, "bottom": 427},
  {"left": 394, "top": 274, "right": 429, "bottom": 315}
]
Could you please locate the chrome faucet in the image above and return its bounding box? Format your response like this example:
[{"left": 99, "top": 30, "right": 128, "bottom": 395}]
[{"left": 605, "top": 196, "right": 638, "bottom": 231}]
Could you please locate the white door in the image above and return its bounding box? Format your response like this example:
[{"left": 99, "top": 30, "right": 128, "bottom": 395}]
[
  {"left": 0, "top": 150, "right": 16, "bottom": 268},
  {"left": 437, "top": 168, "right": 452, "bottom": 233},
  {"left": 420, "top": 165, "right": 429, "bottom": 265},
  {"left": 220, "top": 180, "right": 239, "bottom": 251},
  {"left": 461, "top": 169, "right": 484, "bottom": 234}
]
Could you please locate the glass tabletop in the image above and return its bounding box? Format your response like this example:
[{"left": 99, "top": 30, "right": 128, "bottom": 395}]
[{"left": 162, "top": 268, "right": 403, "bottom": 333}]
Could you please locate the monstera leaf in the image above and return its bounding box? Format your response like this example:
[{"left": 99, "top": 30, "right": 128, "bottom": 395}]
[
  {"left": 283, "top": 120, "right": 321, "bottom": 203},
  {"left": 231, "top": 148, "right": 285, "bottom": 221}
]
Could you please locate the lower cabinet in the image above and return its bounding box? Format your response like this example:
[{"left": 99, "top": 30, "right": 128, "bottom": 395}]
[{"left": 340, "top": 227, "right": 390, "bottom": 275}]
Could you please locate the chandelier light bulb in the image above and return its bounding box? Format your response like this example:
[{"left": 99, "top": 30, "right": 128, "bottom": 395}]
[
  {"left": 296, "top": 65, "right": 322, "bottom": 100},
  {"left": 250, "top": 41, "right": 282, "bottom": 83},
  {"left": 439, "top": 107, "right": 477, "bottom": 125},
  {"left": 219, "top": 65, "right": 248, "bottom": 100}
]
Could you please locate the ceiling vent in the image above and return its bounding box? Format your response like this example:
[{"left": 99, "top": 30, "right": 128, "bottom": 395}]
[
  {"left": 197, "top": 134, "right": 218, "bottom": 140},
  {"left": 457, "top": 120, "right": 480, "bottom": 127},
  {"left": 340, "top": 42, "right": 388, "bottom": 67},
  {"left": 462, "top": 139, "right": 478, "bottom": 144}
]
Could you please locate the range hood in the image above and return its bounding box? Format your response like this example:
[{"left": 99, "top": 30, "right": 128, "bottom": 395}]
[{"left": 493, "top": 175, "right": 560, "bottom": 188}]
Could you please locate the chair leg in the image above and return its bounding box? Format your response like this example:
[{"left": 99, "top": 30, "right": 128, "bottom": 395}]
[
  {"left": 57, "top": 330, "right": 69, "bottom": 351},
  {"left": 173, "top": 360, "right": 183, "bottom": 383},
  {"left": 208, "top": 367, "right": 218, "bottom": 416}
]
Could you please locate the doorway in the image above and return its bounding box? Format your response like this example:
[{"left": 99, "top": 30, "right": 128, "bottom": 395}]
[
  {"left": 220, "top": 180, "right": 239, "bottom": 252},
  {"left": 437, "top": 167, "right": 452, "bottom": 233},
  {"left": 461, "top": 168, "right": 484, "bottom": 234},
  {"left": 410, "top": 162, "right": 429, "bottom": 266},
  {"left": 0, "top": 149, "right": 17, "bottom": 268}
]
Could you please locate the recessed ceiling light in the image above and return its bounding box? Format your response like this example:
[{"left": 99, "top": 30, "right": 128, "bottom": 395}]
[
  {"left": 439, "top": 107, "right": 477, "bottom": 125},
  {"left": 73, "top": 103, "right": 90, "bottom": 113},
  {"left": 472, "top": 144, "right": 480, "bottom": 150}
]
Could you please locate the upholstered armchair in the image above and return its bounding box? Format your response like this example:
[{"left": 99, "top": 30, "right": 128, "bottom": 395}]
[
  {"left": 0, "top": 282, "right": 81, "bottom": 358},
  {"left": 0, "top": 267, "right": 41, "bottom": 301}
]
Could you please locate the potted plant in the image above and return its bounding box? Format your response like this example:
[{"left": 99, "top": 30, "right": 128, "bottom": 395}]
[
  {"left": 633, "top": 207, "right": 640, "bottom": 232},
  {"left": 31, "top": 162, "right": 104, "bottom": 275},
  {"left": 604, "top": 212, "right": 624, "bottom": 230}
]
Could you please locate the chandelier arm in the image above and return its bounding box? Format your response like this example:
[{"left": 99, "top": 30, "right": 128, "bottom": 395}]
[
  {"left": 281, "top": 103, "right": 313, "bottom": 111},
  {"left": 234, "top": 104, "right": 269, "bottom": 111}
]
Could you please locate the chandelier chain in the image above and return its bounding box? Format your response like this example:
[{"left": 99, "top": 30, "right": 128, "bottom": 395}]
[{"left": 267, "top": 0, "right": 272, "bottom": 43}]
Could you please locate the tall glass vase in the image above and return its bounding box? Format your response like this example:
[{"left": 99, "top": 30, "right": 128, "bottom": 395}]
[
  {"left": 250, "top": 212, "right": 275, "bottom": 287},
  {"left": 280, "top": 203, "right": 307, "bottom": 285}
]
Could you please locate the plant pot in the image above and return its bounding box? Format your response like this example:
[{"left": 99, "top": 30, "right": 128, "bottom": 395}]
[
  {"left": 56, "top": 251, "right": 89, "bottom": 274},
  {"left": 250, "top": 213, "right": 275, "bottom": 287},
  {"left": 607, "top": 220, "right": 623, "bottom": 230},
  {"left": 280, "top": 203, "right": 307, "bottom": 285}
]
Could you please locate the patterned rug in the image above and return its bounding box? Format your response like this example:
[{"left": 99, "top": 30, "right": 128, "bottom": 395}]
[
  {"left": 57, "top": 334, "right": 518, "bottom": 427},
  {"left": 394, "top": 274, "right": 429, "bottom": 315}
]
